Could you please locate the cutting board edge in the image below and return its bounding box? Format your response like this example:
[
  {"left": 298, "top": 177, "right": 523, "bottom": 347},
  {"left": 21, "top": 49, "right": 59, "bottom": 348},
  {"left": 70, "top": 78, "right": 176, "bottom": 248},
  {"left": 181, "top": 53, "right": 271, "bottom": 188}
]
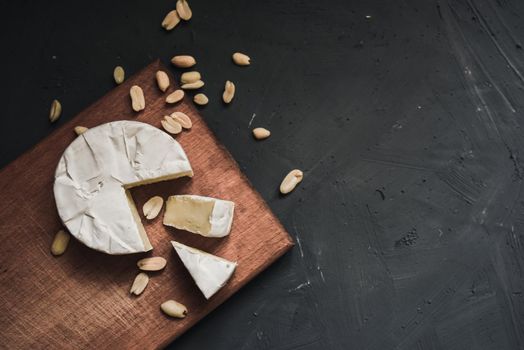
[{"left": 156, "top": 238, "right": 294, "bottom": 349}]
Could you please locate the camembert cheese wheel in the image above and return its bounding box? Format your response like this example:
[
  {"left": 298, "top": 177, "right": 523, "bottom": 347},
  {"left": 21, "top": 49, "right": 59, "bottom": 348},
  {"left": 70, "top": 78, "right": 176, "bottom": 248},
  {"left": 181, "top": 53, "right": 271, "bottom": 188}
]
[{"left": 53, "top": 121, "right": 193, "bottom": 254}]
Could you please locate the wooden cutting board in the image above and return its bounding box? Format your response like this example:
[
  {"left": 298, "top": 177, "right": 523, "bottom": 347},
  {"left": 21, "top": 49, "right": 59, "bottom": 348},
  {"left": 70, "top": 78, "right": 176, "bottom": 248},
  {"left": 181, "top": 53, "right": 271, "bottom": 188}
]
[{"left": 0, "top": 60, "right": 293, "bottom": 349}]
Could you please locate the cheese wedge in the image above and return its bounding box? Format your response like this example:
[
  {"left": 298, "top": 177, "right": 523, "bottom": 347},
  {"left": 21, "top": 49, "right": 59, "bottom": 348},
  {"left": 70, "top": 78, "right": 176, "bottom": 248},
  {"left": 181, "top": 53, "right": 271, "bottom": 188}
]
[
  {"left": 53, "top": 121, "right": 193, "bottom": 254},
  {"left": 163, "top": 195, "right": 234, "bottom": 237},
  {"left": 171, "top": 241, "right": 236, "bottom": 299}
]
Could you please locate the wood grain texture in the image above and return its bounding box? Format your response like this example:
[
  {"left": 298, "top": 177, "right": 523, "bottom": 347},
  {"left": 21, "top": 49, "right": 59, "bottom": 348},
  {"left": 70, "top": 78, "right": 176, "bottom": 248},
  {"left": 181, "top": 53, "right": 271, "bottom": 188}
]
[{"left": 0, "top": 60, "right": 293, "bottom": 349}]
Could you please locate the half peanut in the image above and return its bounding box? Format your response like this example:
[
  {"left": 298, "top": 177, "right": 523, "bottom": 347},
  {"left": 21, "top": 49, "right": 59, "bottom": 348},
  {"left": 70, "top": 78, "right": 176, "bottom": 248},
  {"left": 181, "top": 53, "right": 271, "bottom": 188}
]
[
  {"left": 156, "top": 71, "right": 170, "bottom": 92},
  {"left": 171, "top": 112, "right": 192, "bottom": 129},
  {"left": 193, "top": 93, "right": 209, "bottom": 106},
  {"left": 130, "top": 273, "right": 149, "bottom": 296},
  {"left": 252, "top": 127, "right": 270, "bottom": 140},
  {"left": 181, "top": 80, "right": 204, "bottom": 90},
  {"left": 161, "top": 300, "right": 188, "bottom": 318},
  {"left": 232, "top": 52, "right": 251, "bottom": 66},
  {"left": 113, "top": 66, "right": 125, "bottom": 84},
  {"left": 162, "top": 10, "right": 180, "bottom": 30},
  {"left": 142, "top": 196, "right": 164, "bottom": 220},
  {"left": 51, "top": 230, "right": 70, "bottom": 256},
  {"left": 166, "top": 90, "right": 184, "bottom": 104},
  {"left": 171, "top": 55, "right": 196, "bottom": 68},
  {"left": 137, "top": 257, "right": 167, "bottom": 271},
  {"left": 49, "top": 99, "right": 62, "bottom": 123},
  {"left": 74, "top": 126, "right": 88, "bottom": 135},
  {"left": 130, "top": 85, "right": 145, "bottom": 112},
  {"left": 180, "top": 71, "right": 201, "bottom": 84},
  {"left": 176, "top": 0, "right": 192, "bottom": 21},
  {"left": 280, "top": 169, "right": 304, "bottom": 194},
  {"left": 222, "top": 81, "right": 235, "bottom": 103},
  {"left": 161, "top": 116, "right": 183, "bottom": 134}
]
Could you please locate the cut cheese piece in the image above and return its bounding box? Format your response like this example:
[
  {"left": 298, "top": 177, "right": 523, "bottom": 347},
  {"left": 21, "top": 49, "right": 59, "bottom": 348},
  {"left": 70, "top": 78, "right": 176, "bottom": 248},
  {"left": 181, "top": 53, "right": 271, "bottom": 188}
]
[
  {"left": 163, "top": 195, "right": 234, "bottom": 237},
  {"left": 53, "top": 121, "right": 193, "bottom": 255},
  {"left": 171, "top": 241, "right": 236, "bottom": 299}
]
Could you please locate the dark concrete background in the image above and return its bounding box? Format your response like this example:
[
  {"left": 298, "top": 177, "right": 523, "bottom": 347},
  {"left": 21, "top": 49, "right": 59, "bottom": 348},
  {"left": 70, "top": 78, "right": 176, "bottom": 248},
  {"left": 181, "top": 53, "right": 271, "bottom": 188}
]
[{"left": 2, "top": 0, "right": 524, "bottom": 349}]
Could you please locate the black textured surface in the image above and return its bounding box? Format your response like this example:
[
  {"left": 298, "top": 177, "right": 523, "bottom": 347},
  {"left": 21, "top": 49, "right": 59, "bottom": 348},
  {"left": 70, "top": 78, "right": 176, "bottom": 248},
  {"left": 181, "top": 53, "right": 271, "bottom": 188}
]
[{"left": 2, "top": 0, "right": 524, "bottom": 349}]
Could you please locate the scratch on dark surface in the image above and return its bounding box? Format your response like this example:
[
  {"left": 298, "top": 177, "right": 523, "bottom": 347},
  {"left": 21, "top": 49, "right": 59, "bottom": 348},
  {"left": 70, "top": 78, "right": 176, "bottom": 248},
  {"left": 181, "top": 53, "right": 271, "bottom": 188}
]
[
  {"left": 436, "top": 3, "right": 524, "bottom": 348},
  {"left": 248, "top": 113, "right": 256, "bottom": 128},
  {"left": 436, "top": 2, "right": 443, "bottom": 19},
  {"left": 446, "top": 1, "right": 517, "bottom": 128},
  {"left": 271, "top": 337, "right": 323, "bottom": 350},
  {"left": 466, "top": 0, "right": 524, "bottom": 84},
  {"left": 293, "top": 225, "right": 305, "bottom": 259},
  {"left": 501, "top": 182, "right": 524, "bottom": 226},
  {"left": 364, "top": 204, "right": 391, "bottom": 275},
  {"left": 440, "top": 0, "right": 523, "bottom": 189},
  {"left": 317, "top": 265, "right": 326, "bottom": 283},
  {"left": 384, "top": 265, "right": 477, "bottom": 349},
  {"left": 506, "top": 144, "right": 523, "bottom": 180},
  {"left": 287, "top": 281, "right": 311, "bottom": 293},
  {"left": 436, "top": 168, "right": 481, "bottom": 204},
  {"left": 474, "top": 185, "right": 501, "bottom": 225},
  {"left": 290, "top": 214, "right": 312, "bottom": 290},
  {"left": 305, "top": 145, "right": 340, "bottom": 176},
  {"left": 375, "top": 188, "right": 386, "bottom": 200},
  {"left": 481, "top": 228, "right": 524, "bottom": 348},
  {"left": 361, "top": 157, "right": 434, "bottom": 173},
  {"left": 489, "top": 0, "right": 524, "bottom": 60}
]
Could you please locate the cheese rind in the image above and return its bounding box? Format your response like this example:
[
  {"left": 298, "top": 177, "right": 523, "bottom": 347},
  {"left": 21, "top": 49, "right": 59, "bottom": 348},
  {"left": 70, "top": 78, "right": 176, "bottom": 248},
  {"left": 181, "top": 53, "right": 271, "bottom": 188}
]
[
  {"left": 163, "top": 195, "right": 234, "bottom": 237},
  {"left": 53, "top": 121, "right": 193, "bottom": 255},
  {"left": 171, "top": 241, "right": 236, "bottom": 299}
]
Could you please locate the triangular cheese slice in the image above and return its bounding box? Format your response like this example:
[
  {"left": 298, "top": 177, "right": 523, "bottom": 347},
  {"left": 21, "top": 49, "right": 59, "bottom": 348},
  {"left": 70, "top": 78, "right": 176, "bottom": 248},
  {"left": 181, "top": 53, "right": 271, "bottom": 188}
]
[{"left": 171, "top": 241, "right": 237, "bottom": 299}]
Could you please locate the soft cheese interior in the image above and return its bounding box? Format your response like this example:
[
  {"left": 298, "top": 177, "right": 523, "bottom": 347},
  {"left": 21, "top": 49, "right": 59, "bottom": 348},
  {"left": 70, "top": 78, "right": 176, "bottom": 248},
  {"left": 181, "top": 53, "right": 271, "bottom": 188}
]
[
  {"left": 171, "top": 240, "right": 237, "bottom": 299},
  {"left": 54, "top": 121, "right": 193, "bottom": 254},
  {"left": 163, "top": 195, "right": 234, "bottom": 237}
]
